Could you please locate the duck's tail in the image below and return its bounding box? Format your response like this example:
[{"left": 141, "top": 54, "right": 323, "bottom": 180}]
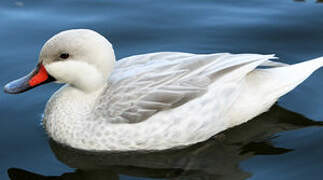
[{"left": 248, "top": 56, "right": 323, "bottom": 101}]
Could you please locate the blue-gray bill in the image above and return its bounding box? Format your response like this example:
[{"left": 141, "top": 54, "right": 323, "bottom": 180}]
[{"left": 4, "top": 63, "right": 55, "bottom": 94}]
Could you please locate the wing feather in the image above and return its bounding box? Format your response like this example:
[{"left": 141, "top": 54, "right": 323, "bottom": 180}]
[{"left": 94, "top": 52, "right": 281, "bottom": 124}]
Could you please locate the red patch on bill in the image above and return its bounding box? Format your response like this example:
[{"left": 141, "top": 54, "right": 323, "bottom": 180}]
[{"left": 29, "top": 65, "right": 49, "bottom": 86}]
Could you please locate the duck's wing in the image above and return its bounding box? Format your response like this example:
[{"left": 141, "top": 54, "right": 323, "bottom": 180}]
[{"left": 94, "top": 52, "right": 283, "bottom": 124}]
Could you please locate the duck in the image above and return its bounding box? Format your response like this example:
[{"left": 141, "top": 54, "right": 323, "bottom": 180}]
[{"left": 4, "top": 29, "right": 323, "bottom": 152}]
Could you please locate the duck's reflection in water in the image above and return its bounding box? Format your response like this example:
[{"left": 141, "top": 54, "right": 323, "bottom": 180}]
[{"left": 8, "top": 105, "right": 323, "bottom": 180}]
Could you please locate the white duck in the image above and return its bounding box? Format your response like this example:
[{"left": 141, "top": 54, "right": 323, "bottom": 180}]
[{"left": 4, "top": 29, "right": 323, "bottom": 152}]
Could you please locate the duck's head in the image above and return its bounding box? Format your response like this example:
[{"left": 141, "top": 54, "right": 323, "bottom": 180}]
[{"left": 4, "top": 29, "right": 115, "bottom": 94}]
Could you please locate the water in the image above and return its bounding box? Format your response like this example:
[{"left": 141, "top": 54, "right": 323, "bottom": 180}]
[{"left": 1, "top": 0, "right": 323, "bottom": 179}]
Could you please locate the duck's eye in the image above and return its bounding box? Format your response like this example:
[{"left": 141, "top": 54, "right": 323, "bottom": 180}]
[{"left": 60, "top": 53, "right": 69, "bottom": 59}]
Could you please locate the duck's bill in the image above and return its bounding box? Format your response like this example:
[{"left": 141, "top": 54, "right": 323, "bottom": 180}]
[{"left": 4, "top": 64, "right": 55, "bottom": 94}]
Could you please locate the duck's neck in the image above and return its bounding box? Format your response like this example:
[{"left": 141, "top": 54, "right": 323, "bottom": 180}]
[{"left": 43, "top": 84, "right": 105, "bottom": 148}]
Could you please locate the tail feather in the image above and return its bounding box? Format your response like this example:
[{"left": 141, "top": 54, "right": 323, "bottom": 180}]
[{"left": 248, "top": 57, "right": 323, "bottom": 101}]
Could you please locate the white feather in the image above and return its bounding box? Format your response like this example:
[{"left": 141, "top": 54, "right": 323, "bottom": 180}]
[{"left": 45, "top": 61, "right": 106, "bottom": 92}]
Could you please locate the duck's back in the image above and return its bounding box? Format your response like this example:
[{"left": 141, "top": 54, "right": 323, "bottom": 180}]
[{"left": 95, "top": 52, "right": 282, "bottom": 124}]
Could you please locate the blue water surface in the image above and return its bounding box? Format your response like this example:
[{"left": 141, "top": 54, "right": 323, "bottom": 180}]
[{"left": 1, "top": 0, "right": 323, "bottom": 180}]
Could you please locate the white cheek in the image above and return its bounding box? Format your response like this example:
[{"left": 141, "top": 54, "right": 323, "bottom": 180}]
[{"left": 45, "top": 61, "right": 105, "bottom": 92}]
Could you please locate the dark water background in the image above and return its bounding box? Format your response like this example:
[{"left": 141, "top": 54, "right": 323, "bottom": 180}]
[{"left": 1, "top": 0, "right": 323, "bottom": 179}]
